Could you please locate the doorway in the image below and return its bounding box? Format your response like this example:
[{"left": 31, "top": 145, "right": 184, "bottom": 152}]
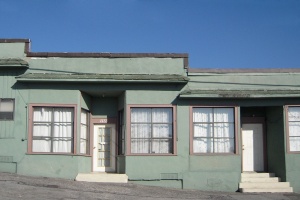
[{"left": 93, "top": 124, "right": 116, "bottom": 172}]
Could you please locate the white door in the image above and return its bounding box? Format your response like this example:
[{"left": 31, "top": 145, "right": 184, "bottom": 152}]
[
  {"left": 93, "top": 124, "right": 116, "bottom": 172},
  {"left": 242, "top": 123, "right": 264, "bottom": 172}
]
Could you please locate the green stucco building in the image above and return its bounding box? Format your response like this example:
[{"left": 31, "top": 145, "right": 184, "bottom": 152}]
[{"left": 0, "top": 39, "right": 300, "bottom": 193}]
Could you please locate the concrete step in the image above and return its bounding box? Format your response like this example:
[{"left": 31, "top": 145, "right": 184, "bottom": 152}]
[
  {"left": 239, "top": 172, "right": 293, "bottom": 193},
  {"left": 75, "top": 173, "right": 128, "bottom": 183},
  {"left": 240, "top": 187, "right": 293, "bottom": 193},
  {"left": 241, "top": 173, "right": 275, "bottom": 178},
  {"left": 241, "top": 177, "right": 280, "bottom": 183},
  {"left": 239, "top": 182, "right": 290, "bottom": 189}
]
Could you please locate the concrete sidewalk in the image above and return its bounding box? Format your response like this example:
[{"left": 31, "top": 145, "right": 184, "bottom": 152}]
[{"left": 0, "top": 172, "right": 299, "bottom": 200}]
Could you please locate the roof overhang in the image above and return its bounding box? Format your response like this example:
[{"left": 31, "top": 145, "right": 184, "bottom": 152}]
[
  {"left": 179, "top": 89, "right": 300, "bottom": 98},
  {"left": 16, "top": 73, "right": 189, "bottom": 83},
  {"left": 0, "top": 58, "right": 29, "bottom": 68}
]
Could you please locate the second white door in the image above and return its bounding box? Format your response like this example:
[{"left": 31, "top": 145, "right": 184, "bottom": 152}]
[{"left": 242, "top": 123, "right": 264, "bottom": 172}]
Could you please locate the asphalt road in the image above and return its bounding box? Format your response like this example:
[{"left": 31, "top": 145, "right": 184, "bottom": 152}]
[{"left": 0, "top": 172, "right": 299, "bottom": 200}]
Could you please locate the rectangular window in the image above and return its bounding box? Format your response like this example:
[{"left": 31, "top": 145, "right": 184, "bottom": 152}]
[
  {"left": 0, "top": 99, "right": 14, "bottom": 120},
  {"left": 192, "top": 107, "right": 235, "bottom": 154},
  {"left": 130, "top": 107, "right": 174, "bottom": 154},
  {"left": 287, "top": 106, "right": 300, "bottom": 152},
  {"left": 31, "top": 106, "right": 74, "bottom": 153},
  {"left": 80, "top": 109, "right": 89, "bottom": 154},
  {"left": 118, "top": 110, "right": 125, "bottom": 155}
]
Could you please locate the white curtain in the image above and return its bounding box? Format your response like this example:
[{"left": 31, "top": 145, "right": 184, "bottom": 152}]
[
  {"left": 288, "top": 107, "right": 300, "bottom": 151},
  {"left": 193, "top": 108, "right": 234, "bottom": 153},
  {"left": 32, "top": 107, "right": 73, "bottom": 153},
  {"left": 32, "top": 107, "right": 52, "bottom": 152},
  {"left": 80, "top": 111, "right": 88, "bottom": 154},
  {"left": 131, "top": 108, "right": 172, "bottom": 153}
]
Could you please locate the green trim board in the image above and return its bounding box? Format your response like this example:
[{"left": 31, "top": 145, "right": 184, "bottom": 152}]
[
  {"left": 179, "top": 89, "right": 300, "bottom": 98},
  {"left": 16, "top": 73, "right": 189, "bottom": 83},
  {"left": 0, "top": 59, "right": 28, "bottom": 68}
]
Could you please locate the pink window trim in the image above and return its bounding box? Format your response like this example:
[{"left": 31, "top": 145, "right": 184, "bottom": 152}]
[
  {"left": 189, "top": 105, "right": 239, "bottom": 155},
  {"left": 126, "top": 104, "right": 177, "bottom": 156},
  {"left": 27, "top": 103, "right": 77, "bottom": 154},
  {"left": 285, "top": 105, "right": 300, "bottom": 154}
]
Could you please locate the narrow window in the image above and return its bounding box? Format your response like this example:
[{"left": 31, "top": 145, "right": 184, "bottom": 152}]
[
  {"left": 80, "top": 109, "right": 90, "bottom": 154},
  {"left": 192, "top": 107, "right": 235, "bottom": 153},
  {"left": 0, "top": 99, "right": 14, "bottom": 120},
  {"left": 287, "top": 106, "right": 300, "bottom": 152},
  {"left": 130, "top": 107, "right": 173, "bottom": 154},
  {"left": 32, "top": 107, "right": 74, "bottom": 153}
]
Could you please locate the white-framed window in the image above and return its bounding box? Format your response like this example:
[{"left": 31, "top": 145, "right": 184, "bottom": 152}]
[
  {"left": 0, "top": 99, "right": 14, "bottom": 120},
  {"left": 129, "top": 107, "right": 174, "bottom": 154},
  {"left": 192, "top": 107, "right": 236, "bottom": 154},
  {"left": 80, "top": 109, "right": 89, "bottom": 154},
  {"left": 287, "top": 106, "right": 300, "bottom": 152},
  {"left": 31, "top": 106, "right": 75, "bottom": 153}
]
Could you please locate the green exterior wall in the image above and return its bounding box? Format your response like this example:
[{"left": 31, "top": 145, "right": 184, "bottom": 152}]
[
  {"left": 266, "top": 107, "right": 286, "bottom": 181},
  {"left": 1, "top": 40, "right": 300, "bottom": 193}
]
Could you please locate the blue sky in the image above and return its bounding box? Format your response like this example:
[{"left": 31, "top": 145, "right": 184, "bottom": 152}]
[{"left": 0, "top": 0, "right": 299, "bottom": 68}]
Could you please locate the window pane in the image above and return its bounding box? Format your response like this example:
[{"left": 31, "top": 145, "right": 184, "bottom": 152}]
[
  {"left": 80, "top": 139, "right": 87, "bottom": 154},
  {"left": 131, "top": 139, "right": 150, "bottom": 153},
  {"left": 289, "top": 122, "right": 300, "bottom": 137},
  {"left": 193, "top": 108, "right": 213, "bottom": 122},
  {"left": 152, "top": 108, "right": 172, "bottom": 123},
  {"left": 214, "top": 138, "right": 234, "bottom": 153},
  {"left": 194, "top": 124, "right": 213, "bottom": 137},
  {"left": 214, "top": 108, "right": 234, "bottom": 122},
  {"left": 53, "top": 138, "right": 72, "bottom": 153},
  {"left": 53, "top": 123, "right": 72, "bottom": 138},
  {"left": 153, "top": 124, "right": 172, "bottom": 138},
  {"left": 152, "top": 139, "right": 172, "bottom": 153},
  {"left": 33, "top": 123, "right": 51, "bottom": 137},
  {"left": 32, "top": 140, "right": 51, "bottom": 152},
  {"left": 214, "top": 123, "right": 235, "bottom": 138},
  {"left": 53, "top": 108, "right": 73, "bottom": 122},
  {"left": 80, "top": 125, "right": 87, "bottom": 139},
  {"left": 193, "top": 138, "right": 213, "bottom": 153},
  {"left": 81, "top": 111, "right": 87, "bottom": 124},
  {"left": 131, "top": 108, "right": 151, "bottom": 122},
  {"left": 131, "top": 124, "right": 151, "bottom": 138},
  {"left": 33, "top": 107, "right": 52, "bottom": 122},
  {"left": 0, "top": 100, "right": 14, "bottom": 112},
  {"left": 290, "top": 137, "right": 300, "bottom": 151},
  {"left": 288, "top": 107, "right": 300, "bottom": 122}
]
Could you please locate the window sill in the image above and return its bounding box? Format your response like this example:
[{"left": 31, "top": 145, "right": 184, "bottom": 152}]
[
  {"left": 126, "top": 153, "right": 177, "bottom": 156},
  {"left": 26, "top": 153, "right": 91, "bottom": 157},
  {"left": 190, "top": 153, "right": 239, "bottom": 156},
  {"left": 287, "top": 151, "right": 300, "bottom": 154}
]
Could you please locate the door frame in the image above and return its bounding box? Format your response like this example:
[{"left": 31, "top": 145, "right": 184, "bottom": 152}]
[
  {"left": 90, "top": 117, "right": 117, "bottom": 172},
  {"left": 241, "top": 117, "right": 267, "bottom": 172}
]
